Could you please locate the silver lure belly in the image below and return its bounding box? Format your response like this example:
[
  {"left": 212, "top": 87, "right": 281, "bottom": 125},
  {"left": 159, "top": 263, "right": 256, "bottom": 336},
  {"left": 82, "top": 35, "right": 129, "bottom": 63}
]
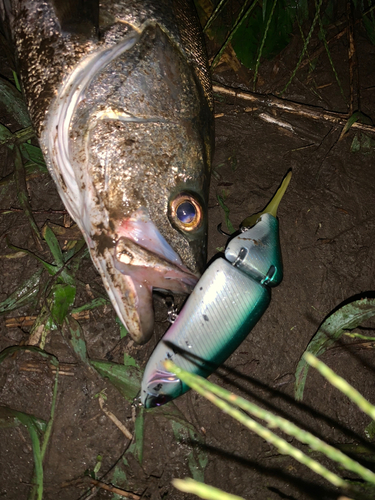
[{"left": 140, "top": 257, "right": 271, "bottom": 408}]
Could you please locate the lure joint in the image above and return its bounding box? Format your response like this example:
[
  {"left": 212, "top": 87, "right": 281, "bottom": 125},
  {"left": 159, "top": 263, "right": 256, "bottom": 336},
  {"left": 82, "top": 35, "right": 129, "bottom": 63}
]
[{"left": 165, "top": 296, "right": 178, "bottom": 323}]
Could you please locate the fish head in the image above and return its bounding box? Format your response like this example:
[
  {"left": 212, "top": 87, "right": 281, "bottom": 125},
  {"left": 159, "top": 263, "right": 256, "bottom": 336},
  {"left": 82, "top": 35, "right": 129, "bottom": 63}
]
[{"left": 43, "top": 23, "right": 213, "bottom": 344}]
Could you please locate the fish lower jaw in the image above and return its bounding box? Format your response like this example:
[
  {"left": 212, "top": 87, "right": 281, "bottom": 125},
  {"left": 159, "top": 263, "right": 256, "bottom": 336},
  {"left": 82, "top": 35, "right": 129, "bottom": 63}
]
[{"left": 90, "top": 240, "right": 198, "bottom": 345}]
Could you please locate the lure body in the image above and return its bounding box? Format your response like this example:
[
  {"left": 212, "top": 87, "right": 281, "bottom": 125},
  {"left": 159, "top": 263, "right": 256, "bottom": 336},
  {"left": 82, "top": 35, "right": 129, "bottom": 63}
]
[{"left": 141, "top": 212, "right": 283, "bottom": 408}]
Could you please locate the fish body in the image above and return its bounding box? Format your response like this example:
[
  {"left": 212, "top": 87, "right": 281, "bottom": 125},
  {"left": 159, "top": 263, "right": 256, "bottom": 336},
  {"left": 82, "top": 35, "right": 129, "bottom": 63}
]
[
  {"left": 1, "top": 0, "right": 213, "bottom": 344},
  {"left": 140, "top": 172, "right": 292, "bottom": 408}
]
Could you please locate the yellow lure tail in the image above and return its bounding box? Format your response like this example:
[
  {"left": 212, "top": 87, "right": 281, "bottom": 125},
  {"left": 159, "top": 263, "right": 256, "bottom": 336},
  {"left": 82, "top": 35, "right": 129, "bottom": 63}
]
[{"left": 241, "top": 170, "right": 292, "bottom": 228}]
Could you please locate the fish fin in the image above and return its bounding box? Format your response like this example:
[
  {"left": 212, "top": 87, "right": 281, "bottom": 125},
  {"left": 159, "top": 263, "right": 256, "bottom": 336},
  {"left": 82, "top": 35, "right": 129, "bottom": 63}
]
[
  {"left": 241, "top": 170, "right": 292, "bottom": 227},
  {"left": 50, "top": 0, "right": 99, "bottom": 38}
]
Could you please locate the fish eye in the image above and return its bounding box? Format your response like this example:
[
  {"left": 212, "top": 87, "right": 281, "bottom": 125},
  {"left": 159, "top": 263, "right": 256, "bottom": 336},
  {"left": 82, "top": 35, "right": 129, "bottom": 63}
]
[{"left": 170, "top": 193, "right": 203, "bottom": 232}]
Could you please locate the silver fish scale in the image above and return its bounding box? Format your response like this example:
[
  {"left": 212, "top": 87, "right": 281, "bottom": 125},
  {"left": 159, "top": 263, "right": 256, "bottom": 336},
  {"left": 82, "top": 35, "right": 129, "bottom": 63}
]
[{"left": 1, "top": 0, "right": 212, "bottom": 135}]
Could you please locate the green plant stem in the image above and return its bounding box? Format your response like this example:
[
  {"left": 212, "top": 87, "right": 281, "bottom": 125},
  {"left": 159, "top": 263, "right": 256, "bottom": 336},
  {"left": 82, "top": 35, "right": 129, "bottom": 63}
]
[
  {"left": 164, "top": 361, "right": 348, "bottom": 490},
  {"left": 344, "top": 332, "right": 375, "bottom": 341},
  {"left": 304, "top": 353, "right": 375, "bottom": 421},
  {"left": 204, "top": 0, "right": 227, "bottom": 32},
  {"left": 0, "top": 125, "right": 34, "bottom": 146},
  {"left": 211, "top": 0, "right": 256, "bottom": 70},
  {"left": 279, "top": 0, "right": 323, "bottom": 95},
  {"left": 173, "top": 478, "right": 245, "bottom": 500},
  {"left": 41, "top": 364, "right": 59, "bottom": 460},
  {"left": 168, "top": 359, "right": 375, "bottom": 484},
  {"left": 317, "top": 3, "right": 346, "bottom": 103},
  {"left": 253, "top": 0, "right": 278, "bottom": 91}
]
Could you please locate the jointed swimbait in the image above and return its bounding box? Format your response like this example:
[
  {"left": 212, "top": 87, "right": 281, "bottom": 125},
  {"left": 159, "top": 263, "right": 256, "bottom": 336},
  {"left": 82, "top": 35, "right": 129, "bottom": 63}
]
[{"left": 140, "top": 171, "right": 292, "bottom": 408}]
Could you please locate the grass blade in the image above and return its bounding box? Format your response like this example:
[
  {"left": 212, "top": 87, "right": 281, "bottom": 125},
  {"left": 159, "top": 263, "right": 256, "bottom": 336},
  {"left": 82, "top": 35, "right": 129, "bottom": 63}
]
[
  {"left": 164, "top": 361, "right": 348, "bottom": 490},
  {"left": 91, "top": 360, "right": 142, "bottom": 402},
  {"left": 294, "top": 297, "right": 375, "bottom": 401},
  {"left": 0, "top": 268, "right": 43, "bottom": 313},
  {"left": 304, "top": 353, "right": 375, "bottom": 422},
  {"left": 173, "top": 477, "right": 245, "bottom": 500},
  {"left": 217, "top": 194, "right": 235, "bottom": 234},
  {"left": 164, "top": 361, "right": 375, "bottom": 485}
]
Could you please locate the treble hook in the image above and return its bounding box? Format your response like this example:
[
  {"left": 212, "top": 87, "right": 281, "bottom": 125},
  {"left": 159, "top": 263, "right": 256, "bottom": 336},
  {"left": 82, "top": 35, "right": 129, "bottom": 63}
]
[{"left": 217, "top": 223, "right": 231, "bottom": 237}]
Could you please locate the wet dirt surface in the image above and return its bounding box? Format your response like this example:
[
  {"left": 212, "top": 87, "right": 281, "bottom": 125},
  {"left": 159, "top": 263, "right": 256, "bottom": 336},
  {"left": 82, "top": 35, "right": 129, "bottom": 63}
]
[{"left": 1, "top": 13, "right": 375, "bottom": 500}]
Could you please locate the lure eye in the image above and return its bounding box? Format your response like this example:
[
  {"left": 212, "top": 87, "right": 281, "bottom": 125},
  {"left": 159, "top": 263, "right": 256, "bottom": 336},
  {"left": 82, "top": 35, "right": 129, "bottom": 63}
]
[{"left": 170, "top": 193, "right": 203, "bottom": 232}]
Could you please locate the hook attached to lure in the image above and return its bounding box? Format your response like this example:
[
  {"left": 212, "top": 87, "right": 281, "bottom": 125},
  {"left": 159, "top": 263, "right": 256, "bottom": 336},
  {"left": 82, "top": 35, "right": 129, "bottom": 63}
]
[{"left": 139, "top": 170, "right": 292, "bottom": 408}]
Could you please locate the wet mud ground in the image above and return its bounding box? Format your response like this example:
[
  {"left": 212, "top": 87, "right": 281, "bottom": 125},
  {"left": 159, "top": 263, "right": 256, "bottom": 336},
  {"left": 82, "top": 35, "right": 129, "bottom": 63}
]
[{"left": 1, "top": 17, "right": 375, "bottom": 500}]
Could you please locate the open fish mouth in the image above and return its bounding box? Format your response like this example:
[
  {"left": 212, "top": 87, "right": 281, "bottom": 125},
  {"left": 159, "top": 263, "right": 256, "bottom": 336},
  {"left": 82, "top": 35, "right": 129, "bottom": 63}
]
[
  {"left": 87, "top": 208, "right": 199, "bottom": 345},
  {"left": 115, "top": 238, "right": 198, "bottom": 293}
]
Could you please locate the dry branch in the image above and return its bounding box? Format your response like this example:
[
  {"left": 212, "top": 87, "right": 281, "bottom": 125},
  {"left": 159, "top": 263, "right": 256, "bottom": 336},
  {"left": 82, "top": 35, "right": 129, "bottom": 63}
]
[
  {"left": 213, "top": 83, "right": 375, "bottom": 135},
  {"left": 89, "top": 479, "right": 141, "bottom": 499},
  {"left": 5, "top": 310, "right": 89, "bottom": 328}
]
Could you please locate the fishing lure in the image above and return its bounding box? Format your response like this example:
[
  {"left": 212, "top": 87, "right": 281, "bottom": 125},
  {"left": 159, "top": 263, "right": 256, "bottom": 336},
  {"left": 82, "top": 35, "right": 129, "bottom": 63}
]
[{"left": 140, "top": 171, "right": 292, "bottom": 408}]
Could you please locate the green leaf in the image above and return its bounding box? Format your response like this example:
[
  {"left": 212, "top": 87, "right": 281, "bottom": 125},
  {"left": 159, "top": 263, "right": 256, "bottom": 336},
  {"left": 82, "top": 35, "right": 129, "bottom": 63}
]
[
  {"left": 0, "top": 269, "right": 43, "bottom": 314},
  {"left": 0, "top": 407, "right": 44, "bottom": 500},
  {"left": 71, "top": 297, "right": 109, "bottom": 315},
  {"left": 365, "top": 420, "right": 375, "bottom": 440},
  {"left": 13, "top": 144, "right": 42, "bottom": 244},
  {"left": 0, "top": 346, "right": 59, "bottom": 500},
  {"left": 43, "top": 225, "right": 64, "bottom": 267},
  {"left": 91, "top": 360, "right": 142, "bottom": 402},
  {"left": 50, "top": 284, "right": 76, "bottom": 326},
  {"left": 7, "top": 242, "right": 58, "bottom": 276},
  {"left": 123, "top": 353, "right": 137, "bottom": 367},
  {"left": 294, "top": 298, "right": 375, "bottom": 401},
  {"left": 0, "top": 406, "right": 46, "bottom": 433},
  {"left": 20, "top": 143, "right": 47, "bottom": 171},
  {"left": 217, "top": 193, "right": 235, "bottom": 234},
  {"left": 0, "top": 345, "right": 59, "bottom": 367},
  {"left": 363, "top": 14, "right": 375, "bottom": 45},
  {"left": 339, "top": 111, "right": 373, "bottom": 140},
  {"left": 65, "top": 317, "right": 90, "bottom": 364},
  {"left": 126, "top": 407, "right": 144, "bottom": 463},
  {"left": 0, "top": 77, "right": 30, "bottom": 128},
  {"left": 116, "top": 316, "right": 129, "bottom": 339}
]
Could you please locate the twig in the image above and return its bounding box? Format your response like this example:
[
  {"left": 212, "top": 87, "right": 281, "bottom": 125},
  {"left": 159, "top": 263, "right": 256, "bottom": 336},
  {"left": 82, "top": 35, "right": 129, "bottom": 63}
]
[
  {"left": 0, "top": 207, "right": 68, "bottom": 215},
  {"left": 98, "top": 394, "right": 133, "bottom": 440},
  {"left": 213, "top": 83, "right": 375, "bottom": 134},
  {"left": 18, "top": 360, "right": 77, "bottom": 377},
  {"left": 89, "top": 479, "right": 141, "bottom": 499},
  {"left": 5, "top": 311, "right": 89, "bottom": 328}
]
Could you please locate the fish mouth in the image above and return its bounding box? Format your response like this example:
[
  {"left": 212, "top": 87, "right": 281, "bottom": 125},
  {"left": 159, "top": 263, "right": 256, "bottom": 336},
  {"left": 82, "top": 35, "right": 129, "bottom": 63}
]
[
  {"left": 88, "top": 209, "right": 199, "bottom": 345},
  {"left": 114, "top": 237, "right": 198, "bottom": 294}
]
